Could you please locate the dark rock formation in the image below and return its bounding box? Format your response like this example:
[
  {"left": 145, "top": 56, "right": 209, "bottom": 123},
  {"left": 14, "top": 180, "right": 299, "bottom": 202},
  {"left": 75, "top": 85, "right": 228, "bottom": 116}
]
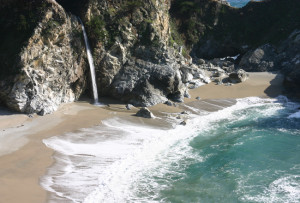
[
  {"left": 170, "top": 0, "right": 300, "bottom": 59},
  {"left": 229, "top": 69, "right": 249, "bottom": 83},
  {"left": 135, "top": 107, "right": 154, "bottom": 118},
  {"left": 239, "top": 44, "right": 278, "bottom": 72},
  {"left": 1, "top": 0, "right": 300, "bottom": 115},
  {"left": 236, "top": 29, "right": 300, "bottom": 98},
  {"left": 180, "top": 120, "right": 187, "bottom": 126},
  {"left": 109, "top": 60, "right": 184, "bottom": 106},
  {"left": 278, "top": 30, "right": 300, "bottom": 74},
  {"left": 278, "top": 30, "right": 300, "bottom": 98}
]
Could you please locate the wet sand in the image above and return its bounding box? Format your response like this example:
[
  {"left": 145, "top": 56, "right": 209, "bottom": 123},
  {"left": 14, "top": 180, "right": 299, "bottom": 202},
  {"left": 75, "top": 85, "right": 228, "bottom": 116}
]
[{"left": 0, "top": 72, "right": 284, "bottom": 203}]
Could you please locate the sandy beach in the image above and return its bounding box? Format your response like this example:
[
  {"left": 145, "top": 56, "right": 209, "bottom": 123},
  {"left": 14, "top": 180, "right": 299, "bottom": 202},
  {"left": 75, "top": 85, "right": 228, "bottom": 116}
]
[{"left": 0, "top": 72, "right": 284, "bottom": 203}]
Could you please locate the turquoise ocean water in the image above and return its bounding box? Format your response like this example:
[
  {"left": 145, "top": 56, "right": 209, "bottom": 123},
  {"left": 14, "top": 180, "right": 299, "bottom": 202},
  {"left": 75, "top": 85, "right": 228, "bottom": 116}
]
[
  {"left": 42, "top": 96, "right": 300, "bottom": 202},
  {"left": 227, "top": 0, "right": 261, "bottom": 8},
  {"left": 142, "top": 97, "right": 300, "bottom": 203}
]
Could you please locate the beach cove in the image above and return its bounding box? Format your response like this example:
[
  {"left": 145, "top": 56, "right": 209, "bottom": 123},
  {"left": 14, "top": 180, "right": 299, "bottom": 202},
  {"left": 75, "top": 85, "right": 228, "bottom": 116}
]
[
  {"left": 0, "top": 72, "right": 292, "bottom": 202},
  {"left": 1, "top": 0, "right": 300, "bottom": 202}
]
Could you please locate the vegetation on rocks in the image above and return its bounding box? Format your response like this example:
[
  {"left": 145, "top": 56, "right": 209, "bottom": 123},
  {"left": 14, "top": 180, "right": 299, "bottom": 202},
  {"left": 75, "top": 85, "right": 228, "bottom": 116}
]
[
  {"left": 87, "top": 16, "right": 108, "bottom": 45},
  {"left": 1, "top": 0, "right": 300, "bottom": 114},
  {"left": 170, "top": 0, "right": 300, "bottom": 59},
  {"left": 170, "top": 0, "right": 219, "bottom": 49},
  {"left": 0, "top": 0, "right": 50, "bottom": 79},
  {"left": 0, "top": 0, "right": 87, "bottom": 115},
  {"left": 122, "top": 0, "right": 145, "bottom": 13}
]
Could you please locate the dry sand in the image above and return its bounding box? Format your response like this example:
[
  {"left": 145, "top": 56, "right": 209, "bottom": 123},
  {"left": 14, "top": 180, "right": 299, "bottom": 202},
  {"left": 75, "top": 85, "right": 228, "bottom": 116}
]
[{"left": 0, "top": 72, "right": 284, "bottom": 203}]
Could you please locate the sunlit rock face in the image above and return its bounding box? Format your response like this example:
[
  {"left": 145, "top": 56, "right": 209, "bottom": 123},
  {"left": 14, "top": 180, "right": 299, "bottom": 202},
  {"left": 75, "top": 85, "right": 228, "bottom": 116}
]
[
  {"left": 1, "top": 0, "right": 299, "bottom": 114},
  {"left": 0, "top": 0, "right": 87, "bottom": 115},
  {"left": 83, "top": 0, "right": 198, "bottom": 106}
]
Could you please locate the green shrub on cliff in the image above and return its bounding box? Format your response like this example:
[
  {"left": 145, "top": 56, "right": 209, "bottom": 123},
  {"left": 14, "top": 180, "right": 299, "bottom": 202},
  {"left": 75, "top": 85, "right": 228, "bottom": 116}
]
[
  {"left": 122, "top": 0, "right": 144, "bottom": 13},
  {"left": 169, "top": 19, "right": 184, "bottom": 46},
  {"left": 87, "top": 16, "right": 108, "bottom": 43},
  {"left": 137, "top": 20, "right": 160, "bottom": 47},
  {"left": 170, "top": 0, "right": 218, "bottom": 49}
]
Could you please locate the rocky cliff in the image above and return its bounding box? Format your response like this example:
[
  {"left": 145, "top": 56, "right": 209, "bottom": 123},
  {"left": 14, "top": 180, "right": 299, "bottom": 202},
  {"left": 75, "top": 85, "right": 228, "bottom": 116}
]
[
  {"left": 170, "top": 0, "right": 300, "bottom": 59},
  {"left": 0, "top": 0, "right": 87, "bottom": 115},
  {"left": 0, "top": 0, "right": 211, "bottom": 113},
  {"left": 84, "top": 0, "right": 186, "bottom": 106},
  {"left": 170, "top": 0, "right": 300, "bottom": 98},
  {"left": 0, "top": 0, "right": 299, "bottom": 115},
  {"left": 238, "top": 30, "right": 300, "bottom": 98}
]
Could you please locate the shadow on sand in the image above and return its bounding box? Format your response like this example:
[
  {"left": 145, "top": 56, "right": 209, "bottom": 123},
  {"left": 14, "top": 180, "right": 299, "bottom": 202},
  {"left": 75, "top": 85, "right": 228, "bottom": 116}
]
[
  {"left": 0, "top": 106, "right": 20, "bottom": 116},
  {"left": 264, "top": 72, "right": 285, "bottom": 98}
]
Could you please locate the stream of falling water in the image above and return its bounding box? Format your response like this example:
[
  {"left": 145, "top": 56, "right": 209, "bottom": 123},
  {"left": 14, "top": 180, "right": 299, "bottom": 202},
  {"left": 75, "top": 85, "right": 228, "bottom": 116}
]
[{"left": 78, "top": 17, "right": 99, "bottom": 104}]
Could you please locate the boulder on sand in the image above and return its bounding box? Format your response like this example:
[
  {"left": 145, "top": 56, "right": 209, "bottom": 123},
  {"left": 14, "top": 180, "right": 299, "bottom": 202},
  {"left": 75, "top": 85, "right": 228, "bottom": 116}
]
[
  {"left": 229, "top": 69, "right": 249, "bottom": 83},
  {"left": 135, "top": 107, "right": 154, "bottom": 118}
]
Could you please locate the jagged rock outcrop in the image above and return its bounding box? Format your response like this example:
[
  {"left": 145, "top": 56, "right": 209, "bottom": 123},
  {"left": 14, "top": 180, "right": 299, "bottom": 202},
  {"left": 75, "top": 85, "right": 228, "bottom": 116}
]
[
  {"left": 236, "top": 29, "right": 300, "bottom": 98},
  {"left": 135, "top": 107, "right": 154, "bottom": 118},
  {"left": 170, "top": 0, "right": 300, "bottom": 59},
  {"left": 229, "top": 69, "right": 249, "bottom": 83},
  {"left": 110, "top": 59, "right": 184, "bottom": 106},
  {"left": 0, "top": 0, "right": 87, "bottom": 115},
  {"left": 278, "top": 30, "right": 300, "bottom": 98},
  {"left": 0, "top": 0, "right": 214, "bottom": 114},
  {"left": 83, "top": 0, "right": 211, "bottom": 106},
  {"left": 1, "top": 0, "right": 299, "bottom": 115},
  {"left": 278, "top": 30, "right": 300, "bottom": 74},
  {"left": 239, "top": 44, "right": 278, "bottom": 72}
]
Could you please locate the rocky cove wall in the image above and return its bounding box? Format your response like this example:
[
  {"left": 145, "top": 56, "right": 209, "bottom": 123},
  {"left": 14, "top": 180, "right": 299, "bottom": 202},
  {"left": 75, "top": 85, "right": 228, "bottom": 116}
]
[
  {"left": 0, "top": 0, "right": 299, "bottom": 115},
  {"left": 82, "top": 0, "right": 210, "bottom": 106},
  {"left": 0, "top": 0, "right": 87, "bottom": 115},
  {"left": 0, "top": 0, "right": 213, "bottom": 114},
  {"left": 170, "top": 0, "right": 300, "bottom": 59},
  {"left": 170, "top": 0, "right": 300, "bottom": 99}
]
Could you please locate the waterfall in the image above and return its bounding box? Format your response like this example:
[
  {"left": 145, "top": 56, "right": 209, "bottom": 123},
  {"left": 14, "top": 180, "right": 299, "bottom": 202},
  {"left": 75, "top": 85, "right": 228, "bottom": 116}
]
[{"left": 78, "top": 17, "right": 99, "bottom": 104}]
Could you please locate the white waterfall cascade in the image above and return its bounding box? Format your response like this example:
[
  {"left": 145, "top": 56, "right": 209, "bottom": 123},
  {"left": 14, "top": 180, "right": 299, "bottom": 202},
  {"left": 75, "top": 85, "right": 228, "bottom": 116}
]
[{"left": 78, "top": 17, "right": 99, "bottom": 104}]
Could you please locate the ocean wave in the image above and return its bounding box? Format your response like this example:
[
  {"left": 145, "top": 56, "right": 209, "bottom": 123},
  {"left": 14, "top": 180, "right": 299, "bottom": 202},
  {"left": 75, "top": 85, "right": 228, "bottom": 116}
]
[
  {"left": 241, "top": 175, "right": 300, "bottom": 203},
  {"left": 289, "top": 111, "right": 300, "bottom": 118},
  {"left": 41, "top": 96, "right": 300, "bottom": 202}
]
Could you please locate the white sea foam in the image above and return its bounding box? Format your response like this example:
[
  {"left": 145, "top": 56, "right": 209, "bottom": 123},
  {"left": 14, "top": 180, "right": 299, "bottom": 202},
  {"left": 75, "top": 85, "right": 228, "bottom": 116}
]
[
  {"left": 41, "top": 96, "right": 292, "bottom": 202},
  {"left": 220, "top": 54, "right": 240, "bottom": 61},
  {"left": 241, "top": 175, "right": 300, "bottom": 203},
  {"left": 289, "top": 111, "right": 300, "bottom": 118}
]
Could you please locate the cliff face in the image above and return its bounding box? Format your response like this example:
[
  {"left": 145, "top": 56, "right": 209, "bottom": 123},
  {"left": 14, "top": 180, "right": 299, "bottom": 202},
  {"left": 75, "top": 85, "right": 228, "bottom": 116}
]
[
  {"left": 170, "top": 0, "right": 300, "bottom": 99},
  {"left": 0, "top": 0, "right": 211, "bottom": 113},
  {"left": 170, "top": 0, "right": 300, "bottom": 59},
  {"left": 0, "top": 0, "right": 299, "bottom": 114},
  {"left": 83, "top": 0, "right": 200, "bottom": 106},
  {"left": 0, "top": 0, "right": 87, "bottom": 115},
  {"left": 238, "top": 30, "right": 300, "bottom": 98}
]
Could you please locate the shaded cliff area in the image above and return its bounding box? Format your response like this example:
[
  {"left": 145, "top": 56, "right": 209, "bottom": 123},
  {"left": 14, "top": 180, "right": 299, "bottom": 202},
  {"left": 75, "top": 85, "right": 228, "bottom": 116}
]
[{"left": 170, "top": 0, "right": 300, "bottom": 59}]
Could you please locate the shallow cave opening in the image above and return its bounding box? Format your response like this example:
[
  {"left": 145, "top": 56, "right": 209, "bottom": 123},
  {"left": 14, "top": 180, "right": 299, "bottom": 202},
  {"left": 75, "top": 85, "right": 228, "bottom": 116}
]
[{"left": 56, "top": 0, "right": 89, "bottom": 16}]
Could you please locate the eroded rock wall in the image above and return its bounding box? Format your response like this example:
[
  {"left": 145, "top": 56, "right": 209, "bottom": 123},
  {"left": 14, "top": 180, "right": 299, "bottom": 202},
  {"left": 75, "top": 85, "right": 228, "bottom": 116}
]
[
  {"left": 82, "top": 0, "right": 208, "bottom": 106},
  {"left": 2, "top": 0, "right": 298, "bottom": 114},
  {"left": 0, "top": 0, "right": 87, "bottom": 115}
]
